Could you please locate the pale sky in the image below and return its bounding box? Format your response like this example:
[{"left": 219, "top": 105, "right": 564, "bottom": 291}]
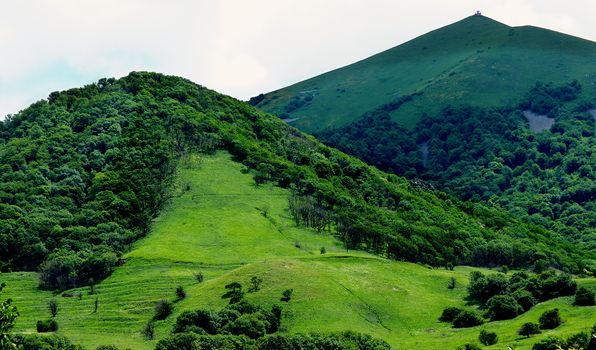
[{"left": 1, "top": 0, "right": 595, "bottom": 119}]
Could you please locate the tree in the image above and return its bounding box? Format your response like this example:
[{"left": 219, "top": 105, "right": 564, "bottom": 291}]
[
  {"left": 249, "top": 277, "right": 263, "bottom": 292},
  {"left": 0, "top": 283, "right": 19, "bottom": 350},
  {"left": 439, "top": 307, "right": 463, "bottom": 323},
  {"left": 280, "top": 289, "right": 293, "bottom": 302},
  {"left": 538, "top": 308, "right": 562, "bottom": 329},
  {"left": 574, "top": 287, "right": 595, "bottom": 306},
  {"left": 452, "top": 310, "right": 484, "bottom": 328},
  {"left": 518, "top": 322, "right": 540, "bottom": 337},
  {"left": 154, "top": 300, "right": 173, "bottom": 320},
  {"left": 48, "top": 299, "right": 59, "bottom": 318},
  {"left": 478, "top": 329, "right": 498, "bottom": 346},
  {"left": 222, "top": 282, "right": 244, "bottom": 304},
  {"left": 175, "top": 286, "right": 186, "bottom": 300},
  {"left": 486, "top": 294, "right": 521, "bottom": 321}
]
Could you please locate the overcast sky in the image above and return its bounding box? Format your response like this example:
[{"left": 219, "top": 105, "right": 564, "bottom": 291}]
[{"left": 1, "top": 0, "right": 595, "bottom": 119}]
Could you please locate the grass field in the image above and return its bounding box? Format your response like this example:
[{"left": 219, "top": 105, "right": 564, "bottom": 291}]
[
  {"left": 2, "top": 152, "right": 594, "bottom": 349},
  {"left": 256, "top": 15, "right": 596, "bottom": 132}
]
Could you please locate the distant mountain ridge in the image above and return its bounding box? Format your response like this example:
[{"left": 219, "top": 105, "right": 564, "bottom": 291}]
[{"left": 253, "top": 15, "right": 596, "bottom": 132}]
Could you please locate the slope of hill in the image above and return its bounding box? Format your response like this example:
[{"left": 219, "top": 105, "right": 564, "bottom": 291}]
[
  {"left": 0, "top": 72, "right": 590, "bottom": 285},
  {"left": 3, "top": 152, "right": 594, "bottom": 349},
  {"left": 252, "top": 16, "right": 596, "bottom": 253},
  {"left": 0, "top": 72, "right": 594, "bottom": 348},
  {"left": 253, "top": 15, "right": 596, "bottom": 132}
]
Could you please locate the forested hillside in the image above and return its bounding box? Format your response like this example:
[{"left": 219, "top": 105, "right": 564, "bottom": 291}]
[
  {"left": 318, "top": 81, "right": 595, "bottom": 251},
  {"left": 0, "top": 72, "right": 592, "bottom": 293}
]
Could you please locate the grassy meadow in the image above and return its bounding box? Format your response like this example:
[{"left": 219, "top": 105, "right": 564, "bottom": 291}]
[{"left": 2, "top": 152, "right": 594, "bottom": 349}]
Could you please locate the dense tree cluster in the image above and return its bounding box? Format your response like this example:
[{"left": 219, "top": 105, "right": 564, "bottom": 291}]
[
  {"left": 318, "top": 81, "right": 595, "bottom": 254},
  {"left": 467, "top": 270, "right": 576, "bottom": 321},
  {"left": 157, "top": 331, "right": 391, "bottom": 350},
  {"left": 0, "top": 73, "right": 589, "bottom": 293}
]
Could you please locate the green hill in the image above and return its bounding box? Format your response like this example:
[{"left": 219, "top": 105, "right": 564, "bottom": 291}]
[
  {"left": 3, "top": 152, "right": 594, "bottom": 349},
  {"left": 0, "top": 72, "right": 594, "bottom": 349},
  {"left": 254, "top": 15, "right": 596, "bottom": 132},
  {"left": 252, "top": 16, "right": 596, "bottom": 253}
]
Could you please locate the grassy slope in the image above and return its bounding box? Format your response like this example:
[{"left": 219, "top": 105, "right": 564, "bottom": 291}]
[
  {"left": 2, "top": 152, "right": 594, "bottom": 349},
  {"left": 256, "top": 15, "right": 596, "bottom": 132}
]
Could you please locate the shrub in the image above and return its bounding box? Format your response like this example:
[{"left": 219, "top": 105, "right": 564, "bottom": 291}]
[
  {"left": 532, "top": 336, "right": 563, "bottom": 350},
  {"left": 96, "top": 346, "right": 119, "bottom": 350},
  {"left": 539, "top": 308, "right": 562, "bottom": 329},
  {"left": 175, "top": 286, "right": 186, "bottom": 300},
  {"left": 95, "top": 345, "right": 118, "bottom": 350},
  {"left": 249, "top": 276, "right": 263, "bottom": 292},
  {"left": 195, "top": 271, "right": 204, "bottom": 283},
  {"left": 518, "top": 322, "right": 541, "bottom": 337},
  {"left": 448, "top": 277, "right": 456, "bottom": 290},
  {"left": 512, "top": 289, "right": 537, "bottom": 312},
  {"left": 223, "top": 313, "right": 268, "bottom": 339},
  {"left": 48, "top": 298, "right": 59, "bottom": 318},
  {"left": 36, "top": 319, "right": 59, "bottom": 332},
  {"left": 439, "top": 307, "right": 463, "bottom": 322},
  {"left": 320, "top": 246, "right": 326, "bottom": 254},
  {"left": 142, "top": 321, "right": 155, "bottom": 340},
  {"left": 574, "top": 286, "right": 595, "bottom": 306},
  {"left": 154, "top": 299, "right": 174, "bottom": 320},
  {"left": 486, "top": 294, "right": 521, "bottom": 321},
  {"left": 452, "top": 310, "right": 484, "bottom": 328},
  {"left": 478, "top": 329, "right": 498, "bottom": 346},
  {"left": 281, "top": 289, "right": 293, "bottom": 302}
]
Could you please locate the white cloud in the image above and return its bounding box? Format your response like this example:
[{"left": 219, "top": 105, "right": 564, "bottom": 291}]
[{"left": 1, "top": 0, "right": 595, "bottom": 118}]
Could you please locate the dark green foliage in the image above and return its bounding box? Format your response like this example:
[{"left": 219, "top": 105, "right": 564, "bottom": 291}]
[
  {"left": 154, "top": 300, "right": 173, "bottom": 320},
  {"left": 518, "top": 322, "right": 541, "bottom": 337},
  {"left": 11, "top": 334, "right": 84, "bottom": 350},
  {"left": 318, "top": 81, "right": 595, "bottom": 258},
  {"left": 539, "top": 308, "right": 562, "bottom": 329},
  {"left": 222, "top": 282, "right": 244, "bottom": 304},
  {"left": 512, "top": 289, "right": 537, "bottom": 312},
  {"left": 478, "top": 329, "right": 498, "bottom": 346},
  {"left": 486, "top": 294, "right": 521, "bottom": 321},
  {"left": 0, "top": 72, "right": 588, "bottom": 291},
  {"left": 530, "top": 324, "right": 596, "bottom": 350},
  {"left": 48, "top": 298, "right": 58, "bottom": 318},
  {"left": 320, "top": 246, "right": 326, "bottom": 254},
  {"left": 532, "top": 336, "right": 563, "bottom": 350},
  {"left": 36, "top": 319, "right": 58, "bottom": 332},
  {"left": 447, "top": 277, "right": 456, "bottom": 290},
  {"left": 257, "top": 331, "right": 391, "bottom": 350},
  {"left": 439, "top": 307, "right": 463, "bottom": 323},
  {"left": 466, "top": 270, "right": 575, "bottom": 321},
  {"left": 0, "top": 283, "right": 19, "bottom": 349},
  {"left": 96, "top": 345, "right": 120, "bottom": 350},
  {"left": 452, "top": 310, "right": 484, "bottom": 328},
  {"left": 248, "top": 276, "right": 262, "bottom": 292},
  {"left": 195, "top": 272, "right": 204, "bottom": 283},
  {"left": 467, "top": 271, "right": 509, "bottom": 304},
  {"left": 574, "top": 286, "right": 595, "bottom": 306},
  {"left": 172, "top": 299, "right": 281, "bottom": 340},
  {"left": 176, "top": 286, "right": 186, "bottom": 300},
  {"left": 155, "top": 333, "right": 254, "bottom": 350},
  {"left": 223, "top": 314, "right": 268, "bottom": 339},
  {"left": 142, "top": 321, "right": 155, "bottom": 340},
  {"left": 280, "top": 289, "right": 293, "bottom": 302}
]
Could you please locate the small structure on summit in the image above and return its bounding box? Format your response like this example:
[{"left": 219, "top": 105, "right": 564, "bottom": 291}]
[{"left": 474, "top": 10, "right": 482, "bottom": 16}]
